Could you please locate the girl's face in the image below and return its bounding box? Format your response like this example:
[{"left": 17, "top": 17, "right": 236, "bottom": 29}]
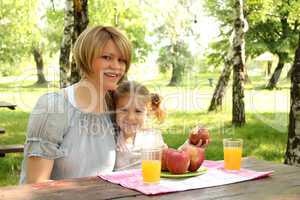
[
  {"left": 89, "top": 39, "right": 126, "bottom": 91},
  {"left": 116, "top": 94, "right": 148, "bottom": 139}
]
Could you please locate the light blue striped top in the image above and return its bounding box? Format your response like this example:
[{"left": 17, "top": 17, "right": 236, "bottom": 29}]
[{"left": 19, "top": 89, "right": 116, "bottom": 184}]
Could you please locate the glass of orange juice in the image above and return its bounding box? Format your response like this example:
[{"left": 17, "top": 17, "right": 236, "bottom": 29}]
[
  {"left": 135, "top": 129, "right": 164, "bottom": 184},
  {"left": 223, "top": 138, "right": 243, "bottom": 171},
  {"left": 141, "top": 148, "right": 162, "bottom": 183}
]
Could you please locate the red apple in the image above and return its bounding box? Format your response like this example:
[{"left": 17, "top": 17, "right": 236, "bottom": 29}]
[
  {"left": 161, "top": 148, "right": 174, "bottom": 171},
  {"left": 189, "top": 126, "right": 210, "bottom": 146},
  {"left": 183, "top": 145, "right": 205, "bottom": 172},
  {"left": 166, "top": 148, "right": 190, "bottom": 174}
]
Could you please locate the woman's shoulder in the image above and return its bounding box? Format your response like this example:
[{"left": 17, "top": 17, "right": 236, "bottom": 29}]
[
  {"left": 27, "top": 90, "right": 70, "bottom": 139},
  {"left": 33, "top": 90, "right": 68, "bottom": 114}
]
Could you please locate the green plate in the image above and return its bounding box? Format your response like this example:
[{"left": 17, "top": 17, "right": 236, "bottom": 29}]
[{"left": 160, "top": 167, "right": 208, "bottom": 178}]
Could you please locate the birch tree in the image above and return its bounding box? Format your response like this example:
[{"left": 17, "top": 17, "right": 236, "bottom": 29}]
[
  {"left": 285, "top": 32, "right": 300, "bottom": 166},
  {"left": 59, "top": 0, "right": 73, "bottom": 88},
  {"left": 59, "top": 0, "right": 88, "bottom": 87},
  {"left": 69, "top": 0, "right": 88, "bottom": 84},
  {"left": 232, "top": 0, "right": 247, "bottom": 126}
]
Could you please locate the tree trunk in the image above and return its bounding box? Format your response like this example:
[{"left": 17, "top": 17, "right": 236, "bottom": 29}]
[
  {"left": 244, "top": 64, "right": 251, "bottom": 84},
  {"left": 267, "top": 61, "right": 272, "bottom": 77},
  {"left": 32, "top": 47, "right": 47, "bottom": 85},
  {"left": 69, "top": 0, "right": 89, "bottom": 85},
  {"left": 168, "top": 62, "right": 181, "bottom": 86},
  {"left": 266, "top": 15, "right": 289, "bottom": 90},
  {"left": 59, "top": 0, "right": 73, "bottom": 88},
  {"left": 266, "top": 53, "right": 285, "bottom": 89},
  {"left": 286, "top": 66, "right": 293, "bottom": 79},
  {"left": 168, "top": 43, "right": 183, "bottom": 86},
  {"left": 284, "top": 34, "right": 300, "bottom": 166},
  {"left": 208, "top": 54, "right": 233, "bottom": 112},
  {"left": 232, "top": 0, "right": 246, "bottom": 126}
]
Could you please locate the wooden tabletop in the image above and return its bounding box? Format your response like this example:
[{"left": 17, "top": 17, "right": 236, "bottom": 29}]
[
  {"left": 0, "top": 157, "right": 299, "bottom": 200},
  {"left": 0, "top": 101, "right": 16, "bottom": 110}
]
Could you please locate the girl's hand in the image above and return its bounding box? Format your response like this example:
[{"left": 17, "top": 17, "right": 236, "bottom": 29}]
[
  {"left": 188, "top": 125, "right": 210, "bottom": 149},
  {"left": 178, "top": 138, "right": 210, "bottom": 150},
  {"left": 194, "top": 138, "right": 210, "bottom": 149}
]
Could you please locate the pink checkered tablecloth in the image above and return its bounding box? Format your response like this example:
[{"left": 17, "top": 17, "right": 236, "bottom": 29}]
[{"left": 98, "top": 160, "right": 273, "bottom": 195}]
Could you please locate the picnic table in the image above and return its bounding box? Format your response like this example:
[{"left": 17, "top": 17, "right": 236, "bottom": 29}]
[{"left": 0, "top": 157, "right": 299, "bottom": 200}]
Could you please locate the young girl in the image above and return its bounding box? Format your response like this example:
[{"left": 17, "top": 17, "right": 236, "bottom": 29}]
[{"left": 113, "top": 81, "right": 165, "bottom": 170}]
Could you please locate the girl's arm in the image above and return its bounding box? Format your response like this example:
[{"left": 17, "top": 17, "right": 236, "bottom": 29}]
[{"left": 26, "top": 157, "right": 54, "bottom": 184}]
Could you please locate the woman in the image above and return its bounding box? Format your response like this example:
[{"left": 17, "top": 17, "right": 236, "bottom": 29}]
[{"left": 19, "top": 26, "right": 132, "bottom": 184}]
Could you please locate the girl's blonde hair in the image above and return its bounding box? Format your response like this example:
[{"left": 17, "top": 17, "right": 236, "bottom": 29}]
[
  {"left": 113, "top": 81, "right": 165, "bottom": 122},
  {"left": 73, "top": 26, "right": 132, "bottom": 78}
]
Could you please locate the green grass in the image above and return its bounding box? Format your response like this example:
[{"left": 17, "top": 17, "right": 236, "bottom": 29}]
[
  {"left": 0, "top": 71, "right": 291, "bottom": 186},
  {"left": 161, "top": 111, "right": 287, "bottom": 162},
  {"left": 0, "top": 110, "right": 28, "bottom": 186}
]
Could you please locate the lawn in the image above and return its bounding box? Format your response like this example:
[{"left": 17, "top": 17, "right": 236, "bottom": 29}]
[{"left": 0, "top": 71, "right": 290, "bottom": 186}]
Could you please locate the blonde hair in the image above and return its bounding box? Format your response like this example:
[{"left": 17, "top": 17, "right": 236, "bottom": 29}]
[
  {"left": 113, "top": 81, "right": 165, "bottom": 122},
  {"left": 73, "top": 26, "right": 132, "bottom": 77}
]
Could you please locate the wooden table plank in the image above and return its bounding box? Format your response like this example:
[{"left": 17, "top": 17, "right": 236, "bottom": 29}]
[
  {"left": 0, "top": 177, "right": 141, "bottom": 200},
  {"left": 0, "top": 157, "right": 299, "bottom": 200}
]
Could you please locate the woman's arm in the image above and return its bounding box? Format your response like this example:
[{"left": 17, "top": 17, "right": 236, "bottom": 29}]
[{"left": 26, "top": 156, "right": 54, "bottom": 184}]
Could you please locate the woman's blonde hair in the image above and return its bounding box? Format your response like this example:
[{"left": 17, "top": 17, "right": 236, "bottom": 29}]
[
  {"left": 113, "top": 81, "right": 165, "bottom": 122},
  {"left": 73, "top": 26, "right": 132, "bottom": 77}
]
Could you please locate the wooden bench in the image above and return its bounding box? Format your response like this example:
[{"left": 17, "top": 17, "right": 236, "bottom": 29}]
[
  {"left": 0, "top": 102, "right": 21, "bottom": 156},
  {"left": 0, "top": 144, "right": 24, "bottom": 157},
  {"left": 0, "top": 101, "right": 17, "bottom": 110},
  {"left": 0, "top": 101, "right": 17, "bottom": 135}
]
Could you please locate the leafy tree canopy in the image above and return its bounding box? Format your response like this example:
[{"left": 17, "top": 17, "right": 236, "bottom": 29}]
[
  {"left": 0, "top": 0, "right": 37, "bottom": 67},
  {"left": 89, "top": 0, "right": 151, "bottom": 63},
  {"left": 154, "top": 0, "right": 198, "bottom": 85},
  {"left": 203, "top": 0, "right": 300, "bottom": 68}
]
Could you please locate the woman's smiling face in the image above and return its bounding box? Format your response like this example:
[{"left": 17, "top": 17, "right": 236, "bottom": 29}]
[{"left": 89, "top": 39, "right": 126, "bottom": 91}]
